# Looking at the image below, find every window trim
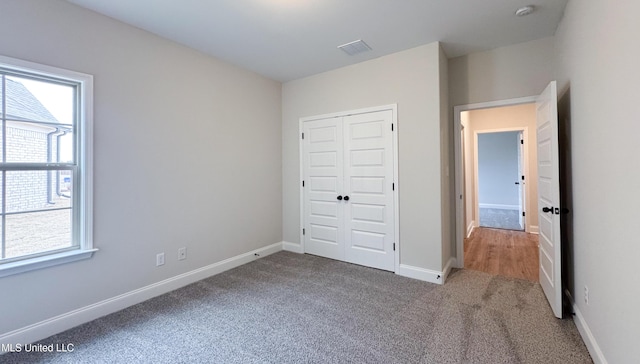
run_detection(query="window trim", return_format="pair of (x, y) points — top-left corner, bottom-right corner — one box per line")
(0, 55), (95, 277)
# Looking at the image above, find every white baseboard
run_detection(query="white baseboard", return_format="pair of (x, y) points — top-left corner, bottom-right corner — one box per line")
(479, 203), (519, 210)
(528, 225), (539, 234)
(282, 241), (303, 254)
(466, 221), (475, 238)
(442, 257), (455, 283)
(573, 306), (608, 364)
(397, 264), (445, 285)
(566, 290), (608, 364)
(0, 242), (283, 349)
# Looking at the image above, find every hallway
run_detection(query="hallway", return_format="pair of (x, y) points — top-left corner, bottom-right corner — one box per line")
(464, 227), (539, 282)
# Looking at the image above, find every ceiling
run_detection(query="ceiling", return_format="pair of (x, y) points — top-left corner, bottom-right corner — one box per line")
(65, 0), (568, 82)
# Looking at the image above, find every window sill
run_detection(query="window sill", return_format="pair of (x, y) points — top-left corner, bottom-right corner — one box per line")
(0, 248), (98, 278)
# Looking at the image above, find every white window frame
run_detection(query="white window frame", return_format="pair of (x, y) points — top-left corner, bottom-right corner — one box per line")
(0, 55), (95, 277)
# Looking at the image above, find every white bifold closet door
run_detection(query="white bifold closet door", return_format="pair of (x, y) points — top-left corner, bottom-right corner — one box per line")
(303, 109), (395, 271)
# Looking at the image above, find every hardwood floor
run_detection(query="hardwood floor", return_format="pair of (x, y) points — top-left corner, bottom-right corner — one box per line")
(464, 227), (539, 282)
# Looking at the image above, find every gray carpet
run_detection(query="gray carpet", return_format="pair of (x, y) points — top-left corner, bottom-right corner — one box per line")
(2, 252), (591, 363)
(479, 208), (523, 231)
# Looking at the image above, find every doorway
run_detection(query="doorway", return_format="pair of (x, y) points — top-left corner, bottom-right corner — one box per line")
(476, 130), (525, 231)
(454, 97), (540, 278)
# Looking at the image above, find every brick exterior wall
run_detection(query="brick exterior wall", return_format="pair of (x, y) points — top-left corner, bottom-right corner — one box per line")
(4, 126), (69, 213)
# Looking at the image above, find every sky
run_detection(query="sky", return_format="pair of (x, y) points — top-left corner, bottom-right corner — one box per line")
(18, 77), (74, 124)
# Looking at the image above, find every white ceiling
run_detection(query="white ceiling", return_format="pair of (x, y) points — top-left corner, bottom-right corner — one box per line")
(66, 0), (568, 82)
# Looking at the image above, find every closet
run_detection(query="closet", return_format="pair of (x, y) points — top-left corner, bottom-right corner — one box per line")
(301, 107), (396, 271)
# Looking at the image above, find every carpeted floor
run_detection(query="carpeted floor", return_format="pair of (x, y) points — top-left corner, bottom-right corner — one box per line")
(479, 208), (523, 231)
(2, 252), (592, 363)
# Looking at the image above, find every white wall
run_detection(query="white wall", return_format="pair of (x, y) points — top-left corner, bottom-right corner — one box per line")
(477, 132), (520, 207)
(282, 43), (448, 272)
(555, 0), (640, 362)
(439, 46), (454, 267)
(449, 37), (555, 106)
(0, 0), (282, 336)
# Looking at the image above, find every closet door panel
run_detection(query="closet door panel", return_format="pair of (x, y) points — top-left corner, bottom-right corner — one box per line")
(343, 110), (395, 271)
(303, 118), (345, 261)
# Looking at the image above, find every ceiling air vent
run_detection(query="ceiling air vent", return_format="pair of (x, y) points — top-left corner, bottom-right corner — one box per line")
(338, 40), (372, 56)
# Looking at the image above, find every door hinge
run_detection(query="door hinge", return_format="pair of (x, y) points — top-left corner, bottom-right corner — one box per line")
(302, 180), (305, 187)
(521, 139), (524, 144)
(522, 212), (525, 217)
(302, 132), (304, 139)
(392, 182), (395, 191)
(391, 123), (394, 131)
(393, 243), (396, 251)
(302, 228), (305, 235)
(521, 175), (525, 181)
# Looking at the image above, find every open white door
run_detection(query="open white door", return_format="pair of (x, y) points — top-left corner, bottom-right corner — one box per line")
(536, 81), (563, 318)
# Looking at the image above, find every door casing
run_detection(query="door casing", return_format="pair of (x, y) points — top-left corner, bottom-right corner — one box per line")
(517, 131), (525, 229)
(454, 96), (537, 268)
(473, 127), (529, 232)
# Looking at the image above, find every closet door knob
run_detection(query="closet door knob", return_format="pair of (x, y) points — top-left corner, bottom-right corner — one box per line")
(343, 196), (350, 201)
(337, 195), (343, 200)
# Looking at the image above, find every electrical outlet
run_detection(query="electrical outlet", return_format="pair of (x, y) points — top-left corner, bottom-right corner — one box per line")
(178, 247), (187, 261)
(156, 253), (165, 266)
(584, 285), (589, 305)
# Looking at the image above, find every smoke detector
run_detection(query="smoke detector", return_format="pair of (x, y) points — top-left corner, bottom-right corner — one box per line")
(338, 40), (372, 56)
(515, 5), (535, 17)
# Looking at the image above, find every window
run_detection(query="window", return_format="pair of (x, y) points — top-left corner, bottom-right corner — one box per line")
(0, 55), (94, 277)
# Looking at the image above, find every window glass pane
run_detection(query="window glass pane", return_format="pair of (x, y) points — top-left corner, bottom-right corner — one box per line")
(3, 75), (75, 164)
(5, 209), (73, 259)
(6, 170), (73, 213)
(4, 76), (74, 125)
(58, 133), (74, 163)
(5, 124), (74, 163)
(1, 78), (4, 160)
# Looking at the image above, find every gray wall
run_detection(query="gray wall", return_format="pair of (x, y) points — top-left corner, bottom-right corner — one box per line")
(477, 132), (520, 207)
(282, 43), (449, 271)
(555, 0), (640, 361)
(0, 0), (282, 335)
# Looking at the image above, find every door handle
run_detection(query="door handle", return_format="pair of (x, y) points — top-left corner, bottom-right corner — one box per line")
(515, 182), (520, 185)
(542, 207), (553, 213)
(343, 196), (350, 201)
(337, 195), (343, 200)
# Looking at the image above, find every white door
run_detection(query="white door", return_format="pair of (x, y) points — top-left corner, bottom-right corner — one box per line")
(536, 81), (563, 318)
(302, 109), (396, 272)
(303, 117), (344, 261)
(517, 132), (525, 229)
(343, 111), (395, 271)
